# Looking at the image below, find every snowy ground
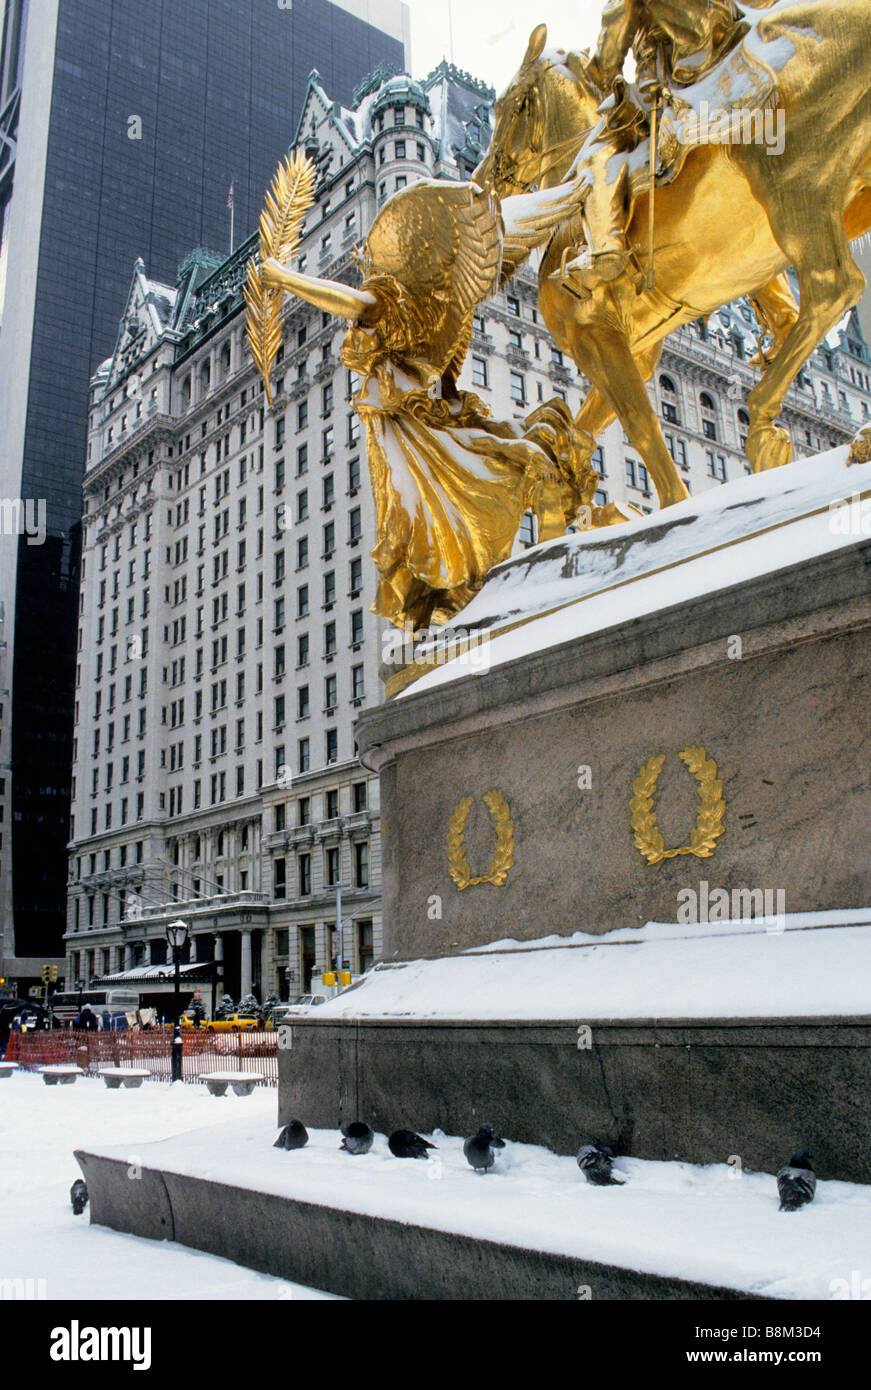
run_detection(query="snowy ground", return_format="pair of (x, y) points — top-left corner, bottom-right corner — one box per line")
(0, 1071), (337, 1300)
(68, 1079), (871, 1301)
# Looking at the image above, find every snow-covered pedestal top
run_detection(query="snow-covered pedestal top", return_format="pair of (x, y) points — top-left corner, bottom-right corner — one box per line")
(314, 912), (871, 1021)
(399, 449), (871, 696)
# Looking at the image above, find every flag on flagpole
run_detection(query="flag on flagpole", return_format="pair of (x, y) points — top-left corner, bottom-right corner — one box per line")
(227, 183), (234, 209)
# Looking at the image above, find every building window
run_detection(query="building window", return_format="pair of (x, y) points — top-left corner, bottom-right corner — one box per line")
(699, 391), (718, 441)
(706, 451), (727, 482)
(353, 780), (367, 812)
(298, 853), (311, 896)
(326, 728), (338, 764)
(354, 841), (369, 888)
(298, 737), (310, 773)
(626, 458), (650, 493)
(326, 845), (340, 886)
(274, 858), (286, 900)
(510, 372), (526, 406)
(471, 356), (488, 389)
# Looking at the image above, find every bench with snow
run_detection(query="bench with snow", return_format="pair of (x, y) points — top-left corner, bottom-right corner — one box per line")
(99, 1067), (151, 1090)
(200, 1070), (264, 1097)
(40, 1065), (84, 1086)
(0, 1062), (18, 1079)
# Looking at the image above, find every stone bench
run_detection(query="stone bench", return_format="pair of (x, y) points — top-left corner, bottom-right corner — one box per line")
(41, 1065), (84, 1086)
(99, 1067), (151, 1090)
(200, 1070), (264, 1098)
(0, 1062), (18, 1079)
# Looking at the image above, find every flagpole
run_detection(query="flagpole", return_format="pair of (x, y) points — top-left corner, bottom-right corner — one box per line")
(229, 181), (235, 254)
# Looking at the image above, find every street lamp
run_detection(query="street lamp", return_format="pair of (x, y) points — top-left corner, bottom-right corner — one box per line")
(165, 920), (189, 1025)
(166, 921), (188, 1083)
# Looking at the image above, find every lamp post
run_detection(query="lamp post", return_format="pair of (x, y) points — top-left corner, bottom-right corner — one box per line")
(165, 920), (189, 1025)
(166, 921), (188, 1083)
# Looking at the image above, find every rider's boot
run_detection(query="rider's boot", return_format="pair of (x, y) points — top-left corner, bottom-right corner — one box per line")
(558, 242), (629, 295)
(553, 151), (631, 296)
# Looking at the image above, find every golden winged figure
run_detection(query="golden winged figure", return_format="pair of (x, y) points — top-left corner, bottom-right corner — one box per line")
(255, 173), (603, 629)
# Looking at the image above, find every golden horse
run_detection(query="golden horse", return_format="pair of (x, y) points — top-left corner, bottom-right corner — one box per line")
(476, 9), (871, 512)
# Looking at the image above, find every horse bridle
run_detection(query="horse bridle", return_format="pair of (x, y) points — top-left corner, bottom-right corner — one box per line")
(492, 62), (586, 193)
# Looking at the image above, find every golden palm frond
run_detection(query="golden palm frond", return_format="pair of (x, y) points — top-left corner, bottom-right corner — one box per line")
(245, 150), (316, 406)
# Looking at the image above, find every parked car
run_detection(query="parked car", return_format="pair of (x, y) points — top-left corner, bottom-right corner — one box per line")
(11, 1003), (49, 1033)
(278, 995), (327, 1017)
(202, 1013), (260, 1033)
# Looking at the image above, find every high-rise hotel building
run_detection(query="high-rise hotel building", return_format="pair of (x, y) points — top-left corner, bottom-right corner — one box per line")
(64, 60), (871, 1006)
(0, 0), (408, 992)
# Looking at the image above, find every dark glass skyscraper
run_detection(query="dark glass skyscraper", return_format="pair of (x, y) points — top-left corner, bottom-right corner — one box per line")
(0, 0), (407, 983)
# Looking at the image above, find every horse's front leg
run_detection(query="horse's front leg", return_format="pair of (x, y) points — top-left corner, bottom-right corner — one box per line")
(565, 323), (688, 509)
(571, 341), (666, 513)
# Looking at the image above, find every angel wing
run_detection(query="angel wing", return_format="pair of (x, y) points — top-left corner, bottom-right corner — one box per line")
(363, 180), (502, 377)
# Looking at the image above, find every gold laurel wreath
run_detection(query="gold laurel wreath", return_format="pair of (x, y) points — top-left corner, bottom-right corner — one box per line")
(447, 790), (515, 889)
(630, 745), (725, 865)
(244, 150), (316, 407)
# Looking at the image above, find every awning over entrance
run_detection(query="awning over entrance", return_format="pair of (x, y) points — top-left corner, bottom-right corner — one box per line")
(92, 962), (217, 987)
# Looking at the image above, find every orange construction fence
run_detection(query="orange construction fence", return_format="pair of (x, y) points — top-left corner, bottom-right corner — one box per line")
(4, 1028), (278, 1086)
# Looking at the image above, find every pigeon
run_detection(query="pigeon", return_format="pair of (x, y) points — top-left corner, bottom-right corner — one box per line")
(340, 1121), (374, 1155)
(777, 1150), (816, 1211)
(70, 1180), (89, 1216)
(577, 1142), (625, 1186)
(463, 1122), (506, 1174)
(274, 1120), (308, 1150)
(388, 1129), (437, 1159)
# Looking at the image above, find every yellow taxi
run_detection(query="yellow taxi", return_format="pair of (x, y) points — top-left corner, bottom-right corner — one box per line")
(201, 1012), (260, 1033)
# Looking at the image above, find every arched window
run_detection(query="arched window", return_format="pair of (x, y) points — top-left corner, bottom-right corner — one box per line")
(737, 406), (750, 452)
(660, 374), (679, 423)
(699, 391), (718, 441)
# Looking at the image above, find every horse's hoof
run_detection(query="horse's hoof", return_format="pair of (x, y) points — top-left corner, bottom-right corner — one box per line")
(746, 424), (792, 472)
(848, 425), (871, 465)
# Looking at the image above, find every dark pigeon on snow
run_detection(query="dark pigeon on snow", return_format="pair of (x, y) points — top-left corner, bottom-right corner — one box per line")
(70, 1180), (89, 1216)
(274, 1120), (309, 1150)
(463, 1122), (506, 1174)
(777, 1150), (816, 1211)
(577, 1142), (625, 1186)
(340, 1121), (374, 1155)
(388, 1128), (437, 1159)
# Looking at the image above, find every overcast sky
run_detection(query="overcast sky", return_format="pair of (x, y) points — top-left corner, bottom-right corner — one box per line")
(405, 0), (605, 91)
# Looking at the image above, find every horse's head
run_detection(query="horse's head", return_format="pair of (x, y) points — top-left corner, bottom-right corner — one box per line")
(474, 25), (604, 196)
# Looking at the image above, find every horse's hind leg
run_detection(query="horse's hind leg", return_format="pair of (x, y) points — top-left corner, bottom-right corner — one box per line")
(746, 214), (866, 472)
(566, 325), (687, 508)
